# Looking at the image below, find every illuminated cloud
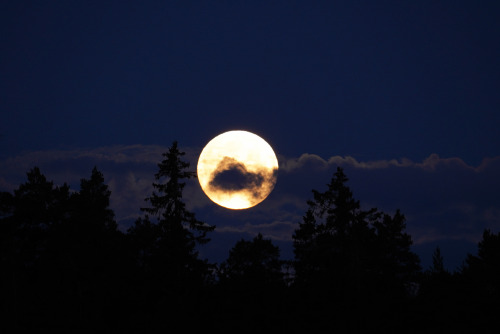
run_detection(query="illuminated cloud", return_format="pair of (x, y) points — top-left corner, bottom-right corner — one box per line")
(2, 146), (499, 268)
(280, 152), (479, 172)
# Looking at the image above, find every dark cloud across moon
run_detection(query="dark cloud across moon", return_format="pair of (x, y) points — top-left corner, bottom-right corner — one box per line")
(197, 130), (280, 209)
(209, 157), (277, 199)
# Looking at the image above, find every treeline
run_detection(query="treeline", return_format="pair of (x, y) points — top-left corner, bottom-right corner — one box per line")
(1, 142), (499, 333)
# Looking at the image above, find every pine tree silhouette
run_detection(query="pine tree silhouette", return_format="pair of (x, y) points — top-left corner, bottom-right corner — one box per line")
(127, 141), (215, 330)
(293, 167), (378, 294)
(217, 233), (286, 332)
(219, 233), (283, 287)
(463, 229), (500, 298)
(5, 154), (500, 332)
(292, 167), (421, 332)
(1, 168), (73, 329)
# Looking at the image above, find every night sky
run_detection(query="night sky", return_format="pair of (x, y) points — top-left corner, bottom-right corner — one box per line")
(2, 1), (500, 271)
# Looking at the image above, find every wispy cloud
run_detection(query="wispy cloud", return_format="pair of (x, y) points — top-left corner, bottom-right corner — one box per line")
(278, 153), (500, 244)
(0, 145), (168, 225)
(280, 152), (487, 172)
(2, 146), (500, 268)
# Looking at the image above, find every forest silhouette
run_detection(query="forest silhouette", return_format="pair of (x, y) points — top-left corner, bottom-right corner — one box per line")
(1, 142), (499, 333)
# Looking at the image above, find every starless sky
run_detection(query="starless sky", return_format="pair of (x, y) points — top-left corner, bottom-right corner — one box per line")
(1, 1), (500, 270)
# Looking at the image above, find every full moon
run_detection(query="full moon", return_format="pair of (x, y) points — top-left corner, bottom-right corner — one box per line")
(197, 130), (279, 210)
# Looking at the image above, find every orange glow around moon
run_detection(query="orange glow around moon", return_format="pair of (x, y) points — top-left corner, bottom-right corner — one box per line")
(197, 130), (279, 210)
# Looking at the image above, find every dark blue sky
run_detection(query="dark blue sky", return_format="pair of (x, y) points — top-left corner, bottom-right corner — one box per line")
(2, 1), (499, 164)
(1, 1), (500, 270)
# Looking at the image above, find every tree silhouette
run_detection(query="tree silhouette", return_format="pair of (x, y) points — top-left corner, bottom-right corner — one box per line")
(127, 141), (215, 330)
(417, 231), (500, 332)
(372, 210), (421, 296)
(293, 168), (378, 294)
(461, 229), (500, 330)
(0, 191), (19, 330)
(217, 233), (286, 332)
(292, 167), (374, 331)
(4, 154), (500, 332)
(0, 167), (131, 330)
(64, 167), (124, 328)
(74, 166), (117, 233)
(0, 168), (72, 329)
(463, 229), (500, 298)
(36, 167), (124, 329)
(219, 233), (283, 287)
(292, 167), (421, 332)
(130, 141), (214, 277)
(143, 142), (213, 243)
(9, 167), (69, 276)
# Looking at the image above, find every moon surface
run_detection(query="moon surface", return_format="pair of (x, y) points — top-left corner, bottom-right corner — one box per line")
(197, 131), (279, 210)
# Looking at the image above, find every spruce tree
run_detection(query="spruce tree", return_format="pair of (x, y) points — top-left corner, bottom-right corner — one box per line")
(142, 141), (213, 245)
(463, 229), (500, 297)
(75, 166), (117, 234)
(1, 167), (72, 328)
(219, 233), (283, 287)
(293, 167), (376, 293)
(129, 141), (214, 287)
(217, 234), (285, 332)
(372, 210), (421, 295)
(293, 167), (420, 297)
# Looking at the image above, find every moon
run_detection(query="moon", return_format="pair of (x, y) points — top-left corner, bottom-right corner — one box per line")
(197, 130), (279, 210)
